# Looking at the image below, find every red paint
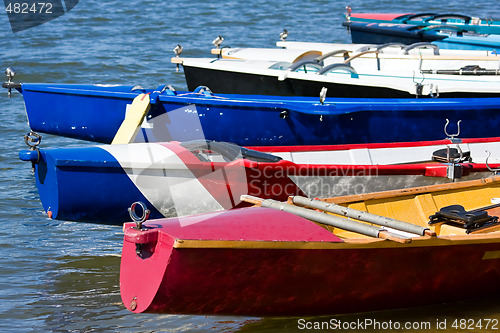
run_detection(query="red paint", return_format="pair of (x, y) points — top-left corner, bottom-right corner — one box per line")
(120, 207), (342, 313)
(350, 13), (412, 21)
(158, 142), (305, 208)
(249, 137), (500, 153)
(120, 207), (500, 316)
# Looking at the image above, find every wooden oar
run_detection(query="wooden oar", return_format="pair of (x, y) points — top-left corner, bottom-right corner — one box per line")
(111, 93), (151, 144)
(241, 195), (411, 243)
(291, 195), (435, 236)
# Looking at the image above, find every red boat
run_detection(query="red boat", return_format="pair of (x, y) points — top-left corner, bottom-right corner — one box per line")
(120, 176), (500, 316)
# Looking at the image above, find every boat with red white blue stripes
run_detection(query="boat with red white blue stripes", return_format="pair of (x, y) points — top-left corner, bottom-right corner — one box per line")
(19, 138), (500, 224)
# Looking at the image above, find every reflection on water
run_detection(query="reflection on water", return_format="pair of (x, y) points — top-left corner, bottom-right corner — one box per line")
(238, 296), (500, 332)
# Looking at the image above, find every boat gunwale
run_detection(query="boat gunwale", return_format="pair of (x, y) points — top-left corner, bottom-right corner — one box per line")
(325, 175), (500, 204)
(171, 232), (500, 250)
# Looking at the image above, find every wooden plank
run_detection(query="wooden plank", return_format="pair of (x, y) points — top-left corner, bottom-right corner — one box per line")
(111, 93), (151, 145)
(170, 57), (183, 64)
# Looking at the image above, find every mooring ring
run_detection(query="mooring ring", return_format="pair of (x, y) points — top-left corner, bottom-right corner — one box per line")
(128, 201), (150, 229)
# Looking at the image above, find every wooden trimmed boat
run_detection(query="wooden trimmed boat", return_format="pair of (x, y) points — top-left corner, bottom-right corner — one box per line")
(212, 42), (500, 64)
(120, 176), (500, 316)
(19, 139), (500, 224)
(9, 82), (500, 146)
(175, 44), (500, 98)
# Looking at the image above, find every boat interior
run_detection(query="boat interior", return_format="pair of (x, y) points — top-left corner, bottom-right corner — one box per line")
(243, 176), (500, 244)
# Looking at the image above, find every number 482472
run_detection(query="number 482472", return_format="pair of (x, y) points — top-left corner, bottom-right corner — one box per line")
(452, 318), (499, 330)
(5, 2), (53, 14)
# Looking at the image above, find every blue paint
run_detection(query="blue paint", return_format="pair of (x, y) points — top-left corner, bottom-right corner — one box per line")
(23, 146), (164, 224)
(20, 83), (500, 146)
(344, 21), (500, 50)
(346, 12), (500, 35)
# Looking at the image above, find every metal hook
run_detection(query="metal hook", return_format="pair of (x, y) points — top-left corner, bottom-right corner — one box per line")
(412, 70), (425, 85)
(445, 145), (463, 164)
(485, 151), (500, 174)
(444, 119), (461, 141)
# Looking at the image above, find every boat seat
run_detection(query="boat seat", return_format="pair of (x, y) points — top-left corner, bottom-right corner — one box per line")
(431, 147), (471, 163)
(428, 204), (499, 233)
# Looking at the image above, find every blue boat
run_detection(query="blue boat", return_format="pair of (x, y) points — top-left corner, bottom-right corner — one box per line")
(18, 140), (303, 224)
(18, 139), (500, 224)
(9, 83), (500, 146)
(343, 21), (500, 51)
(345, 11), (500, 35)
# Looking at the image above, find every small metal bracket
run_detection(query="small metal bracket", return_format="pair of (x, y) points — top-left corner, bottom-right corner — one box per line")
(345, 6), (352, 21)
(444, 119), (462, 143)
(3, 67), (20, 98)
(128, 201), (150, 230)
(212, 35), (224, 49)
(485, 150), (500, 174)
(24, 131), (42, 149)
(319, 87), (327, 105)
(280, 29), (288, 41)
(173, 44), (183, 72)
(446, 145), (464, 164)
(413, 70), (425, 97)
(24, 131), (42, 172)
(446, 163), (463, 180)
(429, 83), (439, 98)
(444, 145), (464, 180)
(415, 83), (423, 97)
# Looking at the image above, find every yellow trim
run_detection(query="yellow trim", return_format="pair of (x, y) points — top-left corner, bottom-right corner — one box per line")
(483, 251), (500, 260)
(173, 232), (500, 250)
(291, 51), (323, 63)
(170, 57), (183, 64)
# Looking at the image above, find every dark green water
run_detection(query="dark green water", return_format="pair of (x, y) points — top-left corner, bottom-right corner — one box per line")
(1, 0), (500, 331)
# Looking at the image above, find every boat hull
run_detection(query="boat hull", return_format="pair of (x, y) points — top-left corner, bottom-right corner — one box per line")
(120, 207), (500, 316)
(22, 142), (303, 224)
(344, 21), (500, 51)
(347, 12), (500, 35)
(19, 139), (500, 224)
(19, 84), (500, 146)
(184, 65), (500, 98)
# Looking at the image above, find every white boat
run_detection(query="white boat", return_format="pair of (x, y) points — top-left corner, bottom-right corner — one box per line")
(173, 54), (500, 98)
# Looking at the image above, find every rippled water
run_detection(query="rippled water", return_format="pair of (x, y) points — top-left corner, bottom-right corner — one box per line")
(1, 0), (500, 331)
